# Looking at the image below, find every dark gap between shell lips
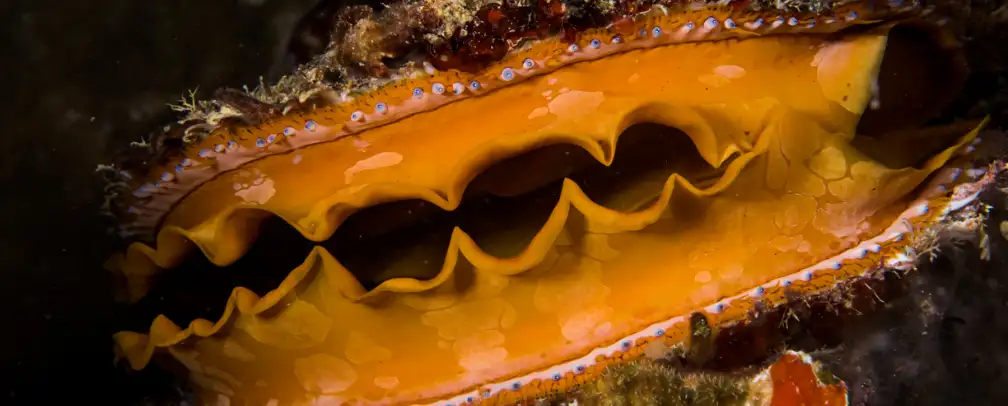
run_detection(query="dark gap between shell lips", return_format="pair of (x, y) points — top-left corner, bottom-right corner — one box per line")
(126, 122), (723, 328)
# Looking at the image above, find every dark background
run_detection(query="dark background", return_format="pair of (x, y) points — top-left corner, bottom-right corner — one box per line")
(4, 0), (1008, 405)
(3, 0), (317, 403)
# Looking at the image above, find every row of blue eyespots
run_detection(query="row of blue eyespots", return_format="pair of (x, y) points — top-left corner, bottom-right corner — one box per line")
(355, 11), (864, 129)
(741, 238), (893, 298)
(343, 80), (486, 124)
(153, 11), (866, 185)
(493, 11), (859, 81)
(168, 10), (863, 174)
(363, 14), (790, 124)
(148, 120), (322, 184)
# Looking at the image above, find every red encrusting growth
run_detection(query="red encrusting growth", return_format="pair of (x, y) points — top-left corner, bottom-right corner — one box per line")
(769, 353), (848, 406)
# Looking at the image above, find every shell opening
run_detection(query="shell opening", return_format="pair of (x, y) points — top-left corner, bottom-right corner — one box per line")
(124, 122), (726, 328)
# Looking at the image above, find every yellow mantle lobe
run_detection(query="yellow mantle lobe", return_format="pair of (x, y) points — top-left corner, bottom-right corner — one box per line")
(110, 30), (974, 406)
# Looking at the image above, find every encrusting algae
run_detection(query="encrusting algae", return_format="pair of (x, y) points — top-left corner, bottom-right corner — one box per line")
(569, 350), (849, 406)
(92, 0), (1008, 404)
(573, 359), (753, 406)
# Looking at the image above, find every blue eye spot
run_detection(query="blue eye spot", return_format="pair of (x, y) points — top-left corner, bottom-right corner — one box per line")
(466, 396), (474, 403)
(621, 340), (632, 349)
(412, 87), (424, 98)
(522, 58), (534, 69)
(589, 39), (601, 48)
(552, 373), (562, 381)
(511, 382), (521, 390)
(848, 12), (858, 20)
(214, 144), (225, 152)
(638, 29), (647, 38)
(179, 158), (191, 167)
(783, 280), (793, 287)
(575, 365), (586, 374)
(350, 111), (364, 121)
(655, 329), (665, 337)
(283, 126), (296, 136)
(754, 286), (765, 296)
(713, 303), (724, 313)
(704, 17), (718, 30)
(160, 172), (174, 182)
(568, 43), (580, 52)
(684, 21), (696, 31)
(452, 82), (465, 94)
(611, 35), (622, 44)
(500, 68), (515, 81)
(198, 149), (211, 157)
(651, 27), (662, 37)
(469, 81), (481, 90)
(174, 164), (183, 173)
(375, 102), (388, 114)
(255, 138), (266, 147)
(750, 18), (764, 28)
(788, 17), (799, 26)
(226, 140), (238, 149)
(432, 83), (446, 94)
(304, 120), (317, 131)
(482, 389), (492, 398)
(266, 134), (276, 143)
(724, 18), (737, 29)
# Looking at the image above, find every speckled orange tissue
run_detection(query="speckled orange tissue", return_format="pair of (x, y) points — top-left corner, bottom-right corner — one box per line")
(97, 0), (1000, 404)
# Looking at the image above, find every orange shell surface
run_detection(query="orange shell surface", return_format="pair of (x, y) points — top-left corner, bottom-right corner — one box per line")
(111, 25), (990, 406)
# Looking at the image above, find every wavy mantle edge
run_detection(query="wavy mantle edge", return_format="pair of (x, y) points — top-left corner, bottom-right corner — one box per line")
(109, 119), (990, 403)
(110, 101), (786, 293)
